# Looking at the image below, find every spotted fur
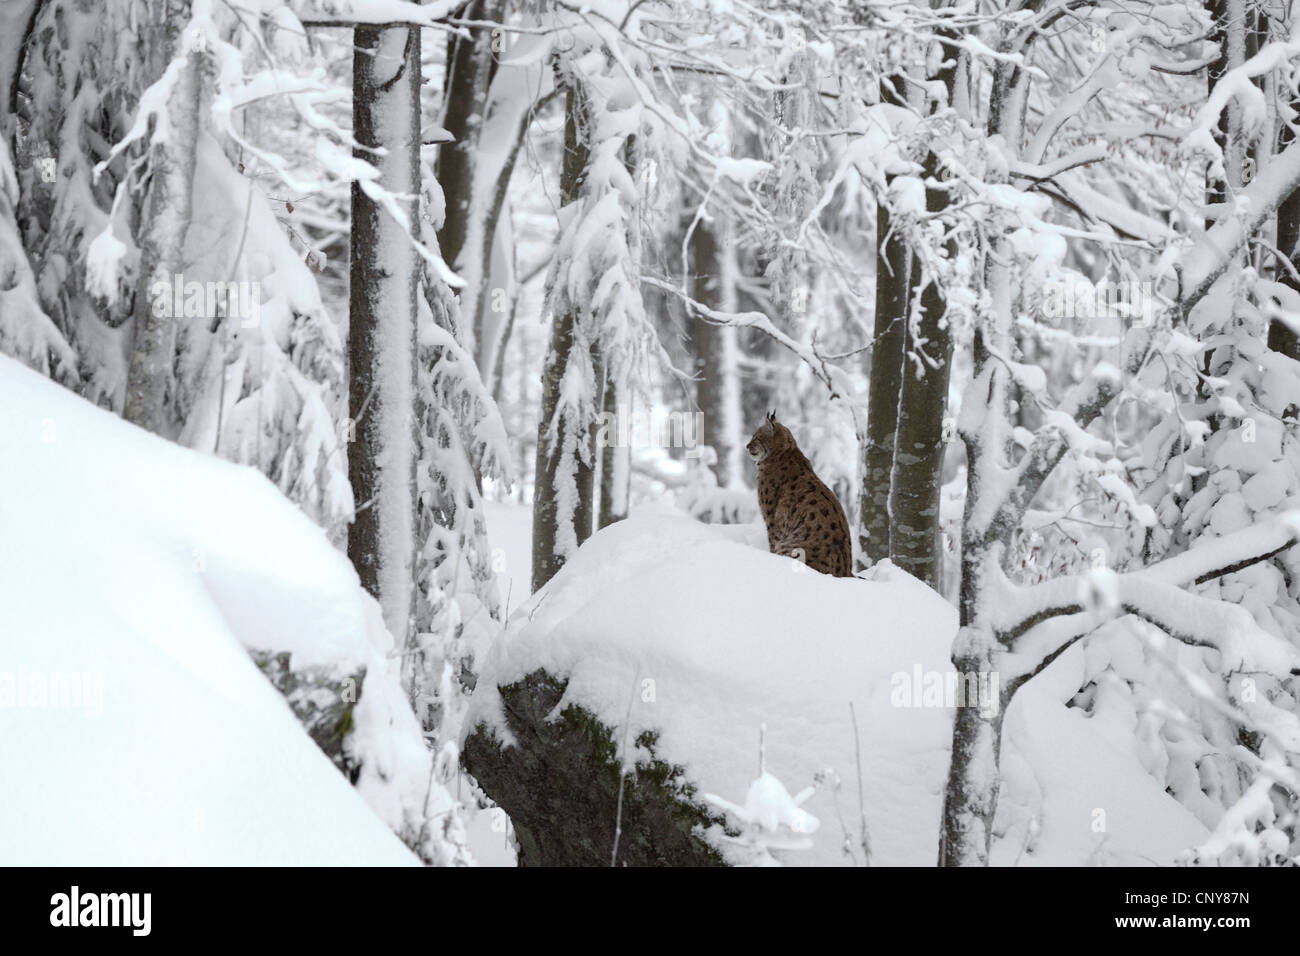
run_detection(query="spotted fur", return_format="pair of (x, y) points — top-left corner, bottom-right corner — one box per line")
(746, 412), (853, 577)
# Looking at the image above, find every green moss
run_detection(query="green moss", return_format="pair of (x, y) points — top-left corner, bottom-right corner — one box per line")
(248, 648), (364, 782)
(463, 670), (729, 866)
(336, 699), (355, 739)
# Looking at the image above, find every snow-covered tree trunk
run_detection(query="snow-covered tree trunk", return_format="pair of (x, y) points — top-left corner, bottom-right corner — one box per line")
(1196, 0), (1245, 414)
(434, 0), (502, 285)
(888, 151), (954, 590)
(442, 17), (554, 394)
(598, 371), (629, 528)
(435, 0), (512, 383)
(123, 3), (202, 436)
(598, 130), (639, 530)
(859, 100), (911, 569)
(532, 82), (596, 592)
(347, 23), (421, 643)
(939, 23), (1060, 864)
(0, 0), (39, 138)
(1207, 0), (1247, 215)
(1270, 17), (1300, 359)
(941, 235), (1019, 866)
(938, 622), (1003, 866)
(1273, 134), (1300, 359)
(691, 220), (742, 488)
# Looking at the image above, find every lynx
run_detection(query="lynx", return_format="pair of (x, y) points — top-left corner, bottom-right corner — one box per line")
(746, 412), (853, 577)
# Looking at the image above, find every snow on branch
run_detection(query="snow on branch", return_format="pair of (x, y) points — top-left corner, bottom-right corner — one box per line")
(1178, 137), (1300, 310)
(295, 0), (468, 28)
(996, 512), (1300, 681)
(1034, 172), (1178, 246)
(968, 330), (1150, 543)
(1185, 18), (1300, 157)
(971, 133), (1300, 547)
(1141, 513), (1300, 589)
(421, 319), (511, 480)
(640, 274), (855, 400)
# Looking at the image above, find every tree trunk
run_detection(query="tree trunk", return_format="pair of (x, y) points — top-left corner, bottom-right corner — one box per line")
(937, 30), (1007, 865)
(859, 139), (910, 569)
(1269, 14), (1300, 358)
(1272, 136), (1300, 359)
(123, 4), (201, 435)
(691, 221), (742, 488)
(598, 372), (629, 528)
(937, 623), (1003, 866)
(438, 15), (551, 390)
(1190, 0), (1245, 481)
(531, 83), (596, 592)
(347, 23), (422, 643)
(1206, 0), (1246, 216)
(434, 0), (501, 279)
(434, 0), (506, 377)
(598, 132), (637, 529)
(887, 41), (956, 592)
(888, 148), (953, 591)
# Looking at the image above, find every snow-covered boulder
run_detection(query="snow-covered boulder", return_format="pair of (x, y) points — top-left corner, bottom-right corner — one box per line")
(464, 515), (959, 866)
(0, 356), (462, 865)
(465, 513), (1209, 866)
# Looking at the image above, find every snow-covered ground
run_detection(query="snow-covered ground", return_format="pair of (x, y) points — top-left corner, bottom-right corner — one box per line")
(0, 353), (1210, 866)
(0, 356), (446, 864)
(470, 510), (1208, 865)
(482, 498), (533, 619)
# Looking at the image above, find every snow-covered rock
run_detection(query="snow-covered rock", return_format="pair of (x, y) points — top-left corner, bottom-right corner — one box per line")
(466, 512), (1209, 866)
(466, 514), (957, 866)
(0, 356), (458, 864)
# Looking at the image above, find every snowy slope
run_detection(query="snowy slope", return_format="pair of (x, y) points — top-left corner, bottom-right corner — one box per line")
(0, 356), (426, 864)
(470, 510), (1209, 866)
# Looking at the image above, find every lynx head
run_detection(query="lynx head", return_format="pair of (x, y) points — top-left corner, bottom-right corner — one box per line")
(747, 411), (795, 465)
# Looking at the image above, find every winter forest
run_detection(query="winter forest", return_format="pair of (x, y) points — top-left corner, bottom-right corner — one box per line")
(3, 0), (1300, 872)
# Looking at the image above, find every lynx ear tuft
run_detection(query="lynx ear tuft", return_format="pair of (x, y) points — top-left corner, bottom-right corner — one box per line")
(767, 409), (776, 423)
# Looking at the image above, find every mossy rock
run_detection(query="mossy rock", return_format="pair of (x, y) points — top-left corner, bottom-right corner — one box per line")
(250, 649), (363, 782)
(463, 669), (729, 866)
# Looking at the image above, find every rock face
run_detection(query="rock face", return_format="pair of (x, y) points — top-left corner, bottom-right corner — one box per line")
(463, 671), (727, 866)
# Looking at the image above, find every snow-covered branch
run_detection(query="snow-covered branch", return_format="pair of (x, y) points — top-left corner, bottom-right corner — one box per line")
(640, 274), (856, 399)
(295, 0), (467, 28)
(998, 513), (1300, 679)
(1178, 137), (1300, 311)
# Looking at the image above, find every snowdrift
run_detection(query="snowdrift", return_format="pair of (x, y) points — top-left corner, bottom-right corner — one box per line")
(0, 356), (447, 864)
(466, 513), (1208, 866)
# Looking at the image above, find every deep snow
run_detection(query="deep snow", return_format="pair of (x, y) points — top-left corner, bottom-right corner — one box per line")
(0, 356), (436, 864)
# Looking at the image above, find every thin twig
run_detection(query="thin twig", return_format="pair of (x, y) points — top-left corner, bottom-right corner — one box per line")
(849, 701), (871, 865)
(610, 671), (639, 866)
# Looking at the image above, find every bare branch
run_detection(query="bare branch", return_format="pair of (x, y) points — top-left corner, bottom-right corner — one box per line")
(640, 274), (851, 398)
